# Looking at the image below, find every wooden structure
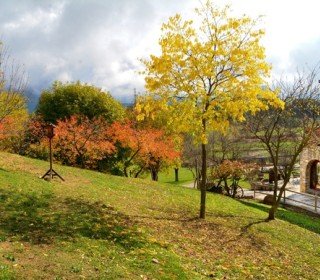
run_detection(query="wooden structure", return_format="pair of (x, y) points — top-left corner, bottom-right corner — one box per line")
(41, 123), (64, 181)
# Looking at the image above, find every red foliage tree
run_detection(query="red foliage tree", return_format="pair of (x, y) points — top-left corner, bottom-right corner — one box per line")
(111, 121), (180, 180)
(0, 117), (13, 140)
(26, 116), (47, 142)
(53, 115), (115, 168)
(0, 111), (30, 154)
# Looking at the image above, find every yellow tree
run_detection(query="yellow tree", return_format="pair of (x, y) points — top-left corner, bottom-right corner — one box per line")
(0, 41), (27, 124)
(136, 2), (282, 218)
(0, 97), (28, 153)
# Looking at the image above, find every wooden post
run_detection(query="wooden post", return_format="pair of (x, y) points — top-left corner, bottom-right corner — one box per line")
(283, 188), (286, 205)
(41, 123), (64, 182)
(49, 137), (53, 181)
(174, 168), (179, 182)
(315, 192), (318, 212)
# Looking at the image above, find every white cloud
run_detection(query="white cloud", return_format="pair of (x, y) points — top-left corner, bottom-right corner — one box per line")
(1, 0), (320, 102)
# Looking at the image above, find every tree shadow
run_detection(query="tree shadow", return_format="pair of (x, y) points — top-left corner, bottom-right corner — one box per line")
(240, 219), (269, 234)
(132, 214), (199, 223)
(0, 188), (145, 250)
(239, 200), (320, 235)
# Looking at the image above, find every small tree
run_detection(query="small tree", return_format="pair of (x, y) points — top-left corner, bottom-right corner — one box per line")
(211, 160), (257, 197)
(182, 134), (201, 187)
(141, 130), (180, 181)
(111, 121), (180, 180)
(245, 67), (320, 220)
(182, 127), (243, 189)
(137, 1), (282, 218)
(0, 105), (29, 153)
(0, 41), (27, 124)
(53, 115), (115, 169)
(208, 125), (244, 165)
(111, 121), (148, 178)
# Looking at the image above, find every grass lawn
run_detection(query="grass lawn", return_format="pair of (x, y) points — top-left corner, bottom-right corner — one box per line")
(157, 168), (253, 190)
(158, 167), (195, 186)
(0, 152), (318, 279)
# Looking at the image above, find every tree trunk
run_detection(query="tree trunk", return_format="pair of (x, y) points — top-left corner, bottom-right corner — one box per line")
(223, 178), (229, 196)
(268, 204), (276, 220)
(267, 166), (278, 220)
(134, 165), (145, 178)
(78, 153), (85, 169)
(268, 174), (290, 220)
(123, 165), (129, 177)
(200, 143), (207, 219)
(174, 168), (179, 182)
(194, 159), (199, 188)
(151, 169), (158, 181)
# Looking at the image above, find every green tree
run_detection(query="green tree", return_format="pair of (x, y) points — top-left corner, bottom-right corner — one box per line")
(36, 81), (125, 123)
(136, 1), (282, 218)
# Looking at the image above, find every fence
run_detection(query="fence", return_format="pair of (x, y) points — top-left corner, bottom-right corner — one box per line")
(253, 183), (320, 213)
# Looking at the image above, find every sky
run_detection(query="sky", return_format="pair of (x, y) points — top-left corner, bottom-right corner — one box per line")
(1, 0), (320, 104)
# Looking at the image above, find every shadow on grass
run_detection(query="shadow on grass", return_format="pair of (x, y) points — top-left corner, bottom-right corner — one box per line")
(240, 219), (268, 234)
(165, 180), (194, 186)
(0, 188), (145, 250)
(239, 200), (320, 235)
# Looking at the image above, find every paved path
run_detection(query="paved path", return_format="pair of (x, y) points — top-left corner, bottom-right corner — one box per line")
(245, 178), (320, 214)
(184, 178), (320, 215)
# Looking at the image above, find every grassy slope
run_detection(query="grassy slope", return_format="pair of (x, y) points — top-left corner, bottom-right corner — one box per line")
(158, 167), (194, 186)
(158, 168), (252, 190)
(0, 153), (319, 279)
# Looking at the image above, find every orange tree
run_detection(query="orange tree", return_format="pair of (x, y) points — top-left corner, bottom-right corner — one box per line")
(0, 94), (28, 154)
(136, 1), (282, 218)
(111, 121), (180, 180)
(53, 115), (115, 169)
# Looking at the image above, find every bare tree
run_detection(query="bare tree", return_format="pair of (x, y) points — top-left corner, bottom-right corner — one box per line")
(245, 66), (320, 220)
(182, 126), (244, 188)
(182, 134), (201, 188)
(208, 125), (244, 165)
(0, 41), (27, 123)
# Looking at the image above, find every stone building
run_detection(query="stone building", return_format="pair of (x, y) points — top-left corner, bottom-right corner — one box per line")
(300, 145), (320, 192)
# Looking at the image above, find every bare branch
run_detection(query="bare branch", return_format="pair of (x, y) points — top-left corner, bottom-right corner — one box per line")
(0, 42), (28, 123)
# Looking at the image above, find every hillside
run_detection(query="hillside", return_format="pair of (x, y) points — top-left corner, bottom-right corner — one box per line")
(0, 152), (319, 279)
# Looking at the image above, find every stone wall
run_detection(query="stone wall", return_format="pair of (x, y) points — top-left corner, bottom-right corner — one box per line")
(300, 145), (320, 192)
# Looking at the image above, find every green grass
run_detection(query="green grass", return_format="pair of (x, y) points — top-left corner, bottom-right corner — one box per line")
(157, 167), (252, 189)
(158, 167), (195, 186)
(0, 152), (319, 279)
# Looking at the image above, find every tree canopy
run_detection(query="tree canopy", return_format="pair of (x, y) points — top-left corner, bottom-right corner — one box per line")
(36, 81), (125, 123)
(53, 115), (115, 169)
(136, 1), (283, 218)
(111, 120), (180, 180)
(0, 41), (27, 124)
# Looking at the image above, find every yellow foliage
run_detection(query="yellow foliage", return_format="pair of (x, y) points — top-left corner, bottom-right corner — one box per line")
(137, 1), (283, 144)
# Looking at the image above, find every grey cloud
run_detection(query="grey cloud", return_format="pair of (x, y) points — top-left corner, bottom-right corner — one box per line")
(1, 0), (190, 103)
(289, 39), (320, 71)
